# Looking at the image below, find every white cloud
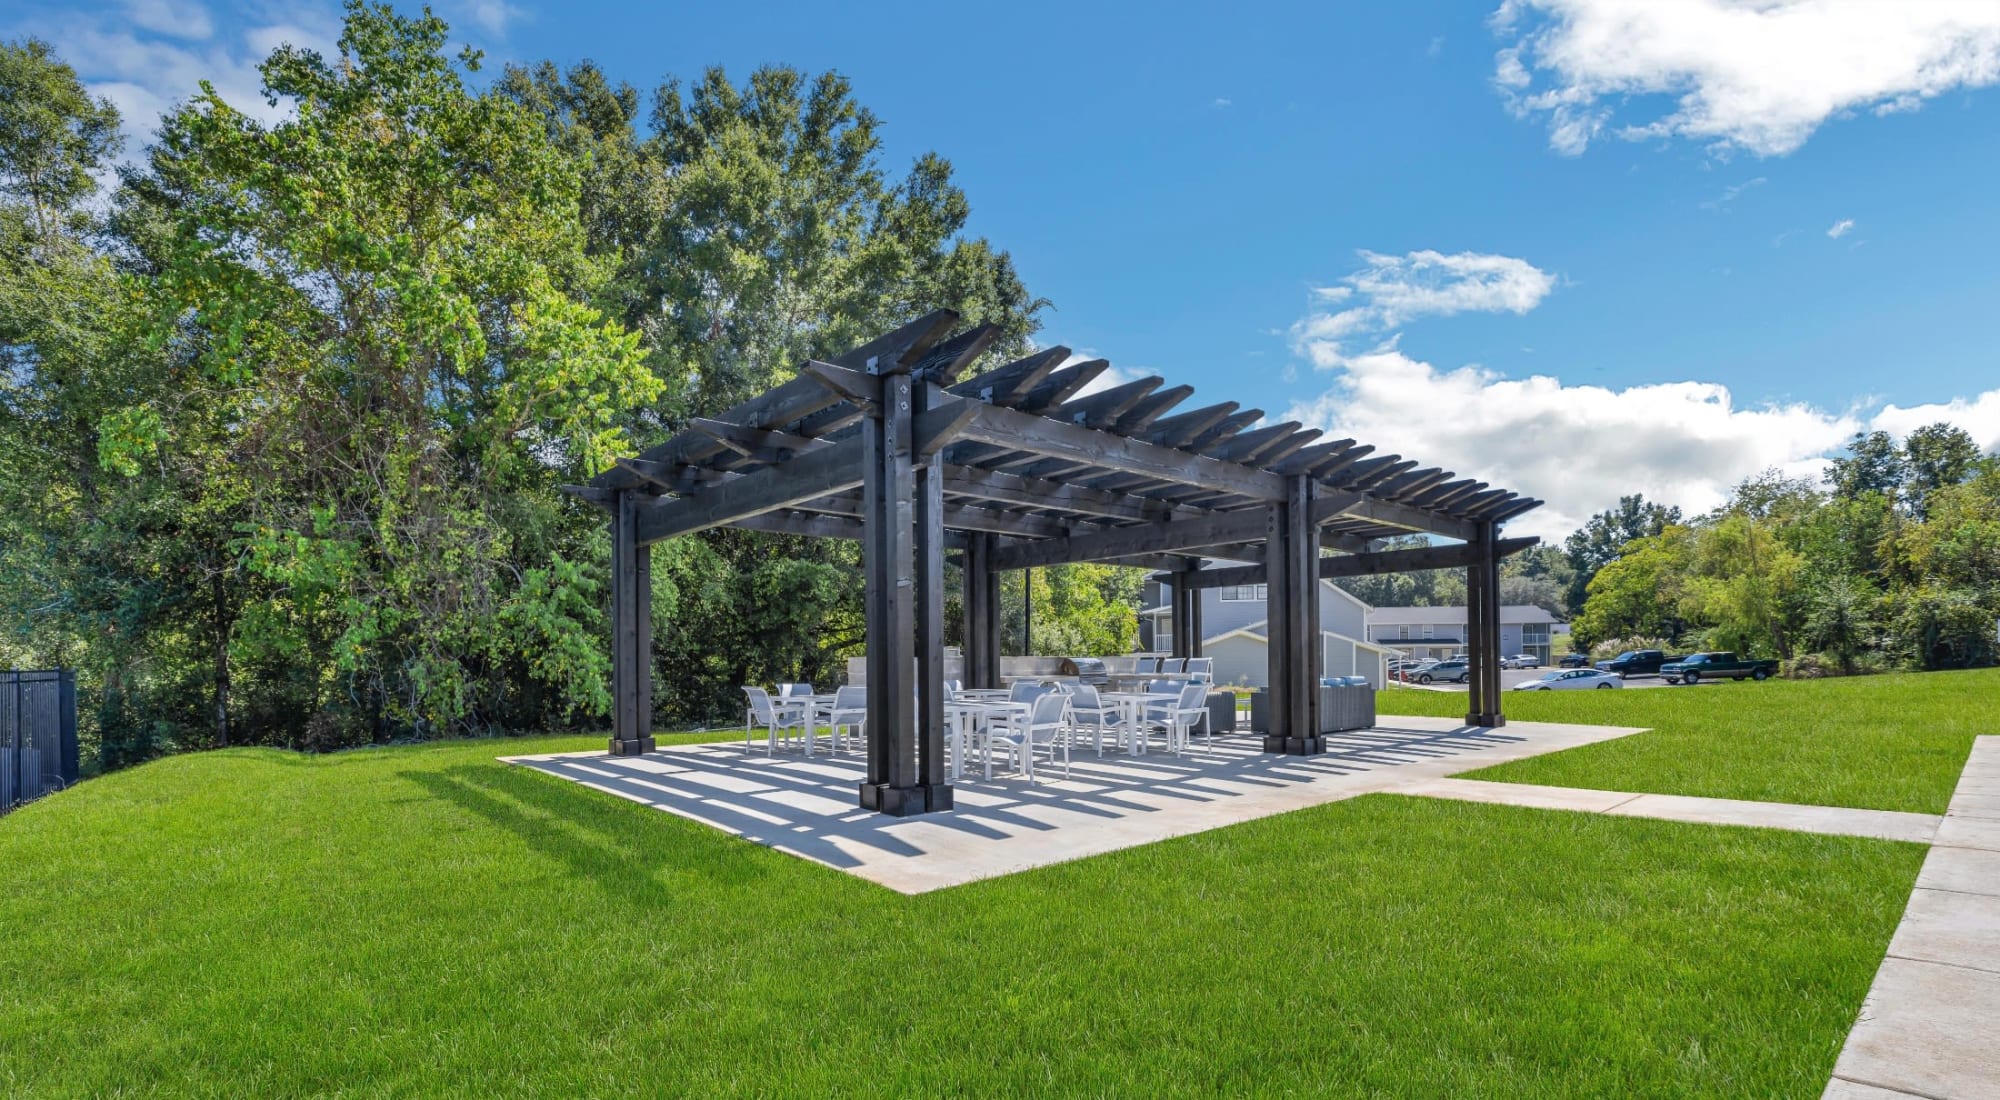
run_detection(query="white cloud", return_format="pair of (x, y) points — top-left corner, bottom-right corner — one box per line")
(24, 3), (343, 148)
(1285, 344), (1857, 539)
(122, 0), (215, 40)
(1874, 389), (2000, 451)
(1492, 0), (2000, 156)
(1212, 97), (1233, 108)
(460, 0), (523, 37)
(1827, 217), (1856, 238)
(17, 1), (519, 153)
(1700, 176), (1765, 211)
(1293, 250), (1557, 368)
(1283, 342), (2000, 540)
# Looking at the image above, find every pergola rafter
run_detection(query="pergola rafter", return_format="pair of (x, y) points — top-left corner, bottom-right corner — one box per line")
(571, 311), (1542, 816)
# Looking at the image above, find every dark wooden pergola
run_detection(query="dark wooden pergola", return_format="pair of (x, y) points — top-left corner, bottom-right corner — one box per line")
(568, 311), (1542, 817)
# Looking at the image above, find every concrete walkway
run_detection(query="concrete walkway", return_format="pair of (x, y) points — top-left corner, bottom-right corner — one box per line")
(506, 716), (1644, 893)
(1824, 735), (2000, 1100)
(1399, 777), (1942, 843)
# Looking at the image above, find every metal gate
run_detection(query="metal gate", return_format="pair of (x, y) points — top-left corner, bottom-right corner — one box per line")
(2, 670), (78, 812)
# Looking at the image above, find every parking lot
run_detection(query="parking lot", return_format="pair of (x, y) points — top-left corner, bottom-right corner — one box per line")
(1392, 668), (1711, 693)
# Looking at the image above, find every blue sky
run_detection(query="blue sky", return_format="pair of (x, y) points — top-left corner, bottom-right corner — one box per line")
(12, 0), (2000, 536)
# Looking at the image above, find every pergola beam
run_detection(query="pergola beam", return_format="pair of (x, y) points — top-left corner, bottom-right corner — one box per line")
(1176, 535), (1538, 589)
(951, 396), (1289, 502)
(940, 465), (1189, 525)
(989, 506), (1276, 571)
(593, 310), (954, 492)
(634, 437), (866, 545)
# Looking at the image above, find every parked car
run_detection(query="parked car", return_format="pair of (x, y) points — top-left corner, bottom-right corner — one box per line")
(1413, 659), (1470, 685)
(1391, 659), (1438, 683)
(1558, 652), (1592, 668)
(1594, 649), (1679, 678)
(1501, 654), (1543, 669)
(1660, 652), (1778, 684)
(1514, 668), (1624, 691)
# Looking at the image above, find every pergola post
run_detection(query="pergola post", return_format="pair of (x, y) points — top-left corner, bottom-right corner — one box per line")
(913, 392), (954, 810)
(608, 489), (654, 756)
(1187, 562), (1204, 658)
(1263, 475), (1323, 754)
(1168, 571), (1188, 657)
(961, 532), (1000, 689)
(1466, 521), (1505, 727)
(858, 369), (945, 815)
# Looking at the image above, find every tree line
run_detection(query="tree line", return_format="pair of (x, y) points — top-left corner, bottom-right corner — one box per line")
(1, 4), (1151, 770)
(1567, 427), (1997, 673)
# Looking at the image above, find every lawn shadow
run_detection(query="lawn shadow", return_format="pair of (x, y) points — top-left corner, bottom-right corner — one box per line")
(401, 761), (777, 908)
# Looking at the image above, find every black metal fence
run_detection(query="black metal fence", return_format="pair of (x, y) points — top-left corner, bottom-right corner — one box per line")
(3, 670), (78, 812)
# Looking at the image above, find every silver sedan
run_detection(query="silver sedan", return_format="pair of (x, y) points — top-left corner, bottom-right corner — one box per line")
(1513, 668), (1624, 691)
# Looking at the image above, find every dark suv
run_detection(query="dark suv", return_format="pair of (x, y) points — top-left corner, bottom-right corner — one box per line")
(1558, 652), (1591, 668)
(1595, 649), (1678, 678)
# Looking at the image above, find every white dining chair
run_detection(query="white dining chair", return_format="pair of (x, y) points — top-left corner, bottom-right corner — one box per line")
(827, 685), (867, 755)
(1066, 684), (1125, 755)
(1160, 682), (1210, 754)
(985, 691), (1070, 781)
(741, 686), (809, 756)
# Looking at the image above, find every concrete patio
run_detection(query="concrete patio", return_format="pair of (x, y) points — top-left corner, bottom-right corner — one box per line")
(505, 715), (1644, 893)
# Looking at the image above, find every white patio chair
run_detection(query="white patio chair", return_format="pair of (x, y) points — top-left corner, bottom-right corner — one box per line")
(1133, 656), (1159, 675)
(742, 686), (809, 756)
(1159, 657), (1187, 674)
(1185, 657), (1214, 684)
(1163, 682), (1211, 753)
(1008, 680), (1054, 704)
(1141, 679), (1181, 729)
(1067, 683), (1125, 755)
(985, 691), (1070, 781)
(827, 686), (866, 755)
(988, 680), (1053, 745)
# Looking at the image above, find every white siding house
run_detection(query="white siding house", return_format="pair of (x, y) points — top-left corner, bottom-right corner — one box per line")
(1142, 569), (1393, 688)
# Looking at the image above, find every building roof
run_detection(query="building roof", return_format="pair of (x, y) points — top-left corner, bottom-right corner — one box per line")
(1368, 604), (1562, 625)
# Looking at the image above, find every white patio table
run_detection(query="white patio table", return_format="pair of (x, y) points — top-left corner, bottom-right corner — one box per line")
(1098, 691), (1182, 756)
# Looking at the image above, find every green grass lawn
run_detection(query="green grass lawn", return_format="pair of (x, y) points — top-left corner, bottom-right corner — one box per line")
(0, 732), (1919, 1097)
(1379, 667), (1994, 814)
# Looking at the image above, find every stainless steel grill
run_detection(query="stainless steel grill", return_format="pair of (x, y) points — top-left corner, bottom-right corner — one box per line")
(1057, 657), (1110, 686)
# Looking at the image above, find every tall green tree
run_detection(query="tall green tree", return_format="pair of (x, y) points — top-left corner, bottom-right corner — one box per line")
(1571, 526), (1693, 648)
(0, 38), (120, 242)
(500, 57), (1049, 725)
(1902, 422), (1982, 519)
(101, 3), (661, 745)
(1825, 430), (1907, 500)
(0, 38), (167, 763)
(1562, 494), (1682, 613)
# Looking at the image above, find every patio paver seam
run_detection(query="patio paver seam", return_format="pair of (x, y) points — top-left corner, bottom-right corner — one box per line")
(1883, 950), (2000, 978)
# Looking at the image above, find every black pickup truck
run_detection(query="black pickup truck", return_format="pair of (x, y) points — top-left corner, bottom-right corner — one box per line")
(1594, 649), (1679, 678)
(1661, 652), (1778, 684)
